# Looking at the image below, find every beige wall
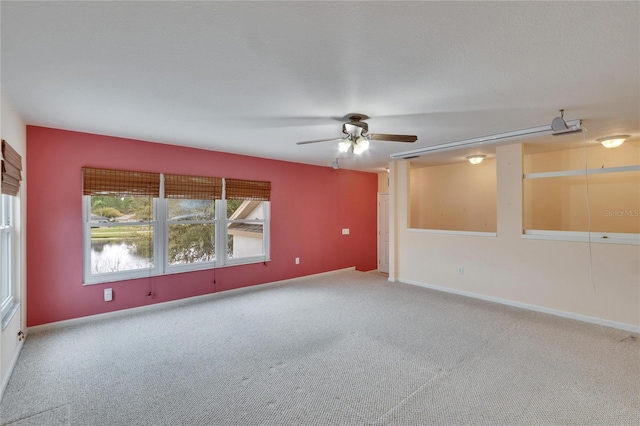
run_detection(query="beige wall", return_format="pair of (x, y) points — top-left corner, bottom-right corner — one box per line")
(409, 159), (497, 232)
(378, 171), (389, 193)
(392, 143), (640, 329)
(524, 142), (640, 233)
(0, 88), (27, 399)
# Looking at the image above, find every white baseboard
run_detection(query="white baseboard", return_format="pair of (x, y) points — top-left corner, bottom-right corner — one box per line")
(398, 278), (640, 334)
(28, 267), (356, 334)
(1, 337), (24, 402)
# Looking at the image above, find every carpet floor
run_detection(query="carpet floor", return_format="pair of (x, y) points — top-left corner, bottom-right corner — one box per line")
(1, 270), (638, 425)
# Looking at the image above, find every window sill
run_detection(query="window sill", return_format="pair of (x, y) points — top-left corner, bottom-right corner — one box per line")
(83, 258), (271, 285)
(523, 230), (639, 245)
(1, 301), (20, 331)
(407, 228), (497, 237)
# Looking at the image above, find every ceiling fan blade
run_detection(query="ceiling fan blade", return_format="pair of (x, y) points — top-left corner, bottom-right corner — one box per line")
(368, 134), (417, 143)
(296, 137), (344, 145)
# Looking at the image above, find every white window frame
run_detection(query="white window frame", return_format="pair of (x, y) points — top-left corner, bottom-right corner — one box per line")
(163, 197), (216, 274)
(83, 176), (271, 285)
(221, 200), (271, 266)
(83, 196), (161, 284)
(1, 194), (19, 329)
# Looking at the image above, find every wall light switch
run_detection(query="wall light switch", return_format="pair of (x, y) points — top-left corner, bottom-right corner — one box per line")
(104, 288), (113, 302)
(342, 228), (350, 235)
(295, 257), (300, 265)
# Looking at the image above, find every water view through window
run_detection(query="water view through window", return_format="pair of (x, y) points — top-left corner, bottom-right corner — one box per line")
(90, 225), (154, 273)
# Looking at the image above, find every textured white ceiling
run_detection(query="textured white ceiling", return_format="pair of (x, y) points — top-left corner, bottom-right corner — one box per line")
(1, 1), (638, 172)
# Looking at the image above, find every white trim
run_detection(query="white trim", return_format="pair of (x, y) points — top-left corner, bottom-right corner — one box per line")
(397, 278), (640, 334)
(523, 230), (639, 245)
(524, 164), (640, 179)
(377, 192), (389, 274)
(407, 228), (497, 237)
(29, 267), (356, 334)
(0, 337), (24, 402)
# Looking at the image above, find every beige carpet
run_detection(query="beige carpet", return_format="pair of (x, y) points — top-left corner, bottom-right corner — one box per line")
(1, 270), (638, 425)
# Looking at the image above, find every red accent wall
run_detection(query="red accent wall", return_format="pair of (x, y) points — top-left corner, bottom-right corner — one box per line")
(27, 126), (378, 326)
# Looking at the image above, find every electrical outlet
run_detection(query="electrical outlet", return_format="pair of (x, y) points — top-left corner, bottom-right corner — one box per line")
(295, 257), (300, 265)
(104, 288), (113, 302)
(457, 267), (464, 276)
(342, 228), (350, 235)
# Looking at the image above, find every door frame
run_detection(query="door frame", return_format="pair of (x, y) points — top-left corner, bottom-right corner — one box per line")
(377, 192), (389, 273)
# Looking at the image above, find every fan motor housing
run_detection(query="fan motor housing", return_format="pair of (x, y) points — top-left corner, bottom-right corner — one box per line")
(342, 121), (368, 135)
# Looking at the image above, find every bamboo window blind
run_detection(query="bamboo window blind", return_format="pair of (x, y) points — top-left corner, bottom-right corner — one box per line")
(164, 174), (223, 200)
(82, 167), (160, 197)
(1, 140), (22, 196)
(225, 179), (271, 201)
(83, 167), (270, 201)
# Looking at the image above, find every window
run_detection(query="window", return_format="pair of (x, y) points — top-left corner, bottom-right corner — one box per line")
(1, 139), (22, 328)
(226, 200), (269, 261)
(83, 168), (160, 283)
(166, 199), (216, 268)
(85, 195), (158, 278)
(83, 168), (270, 284)
(1, 194), (14, 320)
(164, 173), (221, 272)
(224, 178), (270, 263)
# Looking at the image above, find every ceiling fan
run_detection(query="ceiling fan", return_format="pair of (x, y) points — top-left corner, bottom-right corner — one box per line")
(296, 114), (417, 154)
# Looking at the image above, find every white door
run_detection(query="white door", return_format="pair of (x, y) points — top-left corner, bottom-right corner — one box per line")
(378, 193), (389, 273)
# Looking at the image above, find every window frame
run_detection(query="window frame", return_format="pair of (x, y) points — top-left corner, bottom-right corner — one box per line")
(163, 197), (217, 274)
(83, 174), (271, 285)
(83, 196), (161, 284)
(1, 194), (19, 329)
(222, 199), (271, 266)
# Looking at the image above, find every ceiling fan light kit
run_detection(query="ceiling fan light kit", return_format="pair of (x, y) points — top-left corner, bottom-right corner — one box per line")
(296, 113), (417, 155)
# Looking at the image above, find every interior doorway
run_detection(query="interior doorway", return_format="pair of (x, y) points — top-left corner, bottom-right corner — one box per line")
(378, 193), (389, 273)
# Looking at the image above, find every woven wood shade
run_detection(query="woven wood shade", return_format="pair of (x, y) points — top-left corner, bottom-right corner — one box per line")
(1, 140), (23, 196)
(225, 179), (271, 201)
(164, 174), (222, 200)
(82, 167), (160, 197)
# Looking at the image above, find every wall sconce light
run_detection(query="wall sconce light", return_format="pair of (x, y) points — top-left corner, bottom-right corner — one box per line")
(466, 155), (486, 165)
(597, 135), (629, 149)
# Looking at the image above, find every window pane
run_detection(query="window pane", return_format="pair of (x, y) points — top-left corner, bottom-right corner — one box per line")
(1, 230), (11, 308)
(90, 195), (152, 223)
(168, 224), (215, 265)
(227, 200), (264, 220)
(227, 223), (264, 258)
(167, 199), (215, 221)
(90, 225), (154, 273)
